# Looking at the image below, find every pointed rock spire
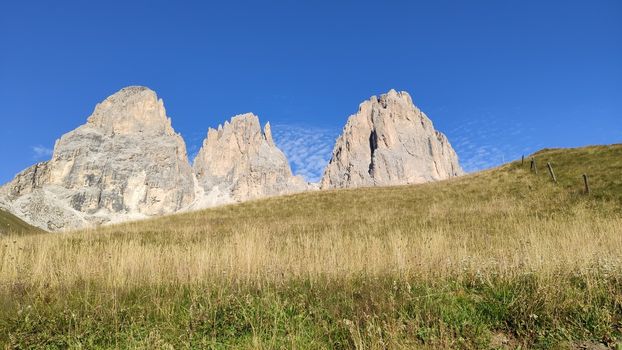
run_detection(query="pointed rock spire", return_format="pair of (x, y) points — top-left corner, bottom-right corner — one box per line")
(263, 121), (275, 146)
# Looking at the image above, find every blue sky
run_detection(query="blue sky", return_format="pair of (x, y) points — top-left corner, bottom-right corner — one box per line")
(1, 0), (620, 183)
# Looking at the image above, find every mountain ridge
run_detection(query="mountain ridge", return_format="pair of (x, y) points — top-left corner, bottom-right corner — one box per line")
(0, 86), (463, 231)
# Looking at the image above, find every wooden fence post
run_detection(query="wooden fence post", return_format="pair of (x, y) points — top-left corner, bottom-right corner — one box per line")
(521, 155), (524, 165)
(530, 158), (537, 174)
(546, 162), (557, 183)
(583, 174), (590, 194)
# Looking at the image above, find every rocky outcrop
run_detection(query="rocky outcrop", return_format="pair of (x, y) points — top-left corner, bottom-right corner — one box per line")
(321, 89), (463, 189)
(0, 87), (196, 230)
(192, 113), (309, 205)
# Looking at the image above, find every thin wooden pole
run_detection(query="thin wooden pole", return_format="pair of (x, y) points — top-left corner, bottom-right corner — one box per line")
(546, 162), (557, 183)
(530, 158), (537, 174)
(521, 155), (524, 165)
(583, 174), (590, 194)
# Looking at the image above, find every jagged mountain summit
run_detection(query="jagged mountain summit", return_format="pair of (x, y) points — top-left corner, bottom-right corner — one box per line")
(321, 89), (463, 189)
(192, 113), (310, 206)
(0, 87), (196, 230)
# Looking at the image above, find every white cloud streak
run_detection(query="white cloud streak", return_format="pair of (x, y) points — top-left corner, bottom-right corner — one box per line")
(31, 145), (53, 160)
(272, 124), (340, 183)
(444, 114), (542, 172)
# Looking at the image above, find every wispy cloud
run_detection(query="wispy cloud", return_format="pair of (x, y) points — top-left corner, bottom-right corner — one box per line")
(443, 112), (542, 172)
(272, 124), (340, 183)
(31, 145), (53, 160)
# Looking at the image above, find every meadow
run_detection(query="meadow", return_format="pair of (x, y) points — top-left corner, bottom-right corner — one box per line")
(1, 144), (621, 349)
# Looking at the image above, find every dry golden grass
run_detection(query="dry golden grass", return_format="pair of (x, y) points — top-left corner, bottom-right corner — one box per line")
(2, 205), (621, 289)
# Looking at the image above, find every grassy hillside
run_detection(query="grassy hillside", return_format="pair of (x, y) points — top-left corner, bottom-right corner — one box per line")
(1, 144), (621, 349)
(0, 208), (42, 236)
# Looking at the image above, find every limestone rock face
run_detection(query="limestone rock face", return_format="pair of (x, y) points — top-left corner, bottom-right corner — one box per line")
(193, 113), (309, 204)
(321, 89), (463, 189)
(0, 87), (196, 230)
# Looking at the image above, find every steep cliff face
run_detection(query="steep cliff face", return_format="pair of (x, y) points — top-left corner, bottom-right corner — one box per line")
(0, 87), (196, 230)
(321, 89), (463, 189)
(192, 113), (309, 205)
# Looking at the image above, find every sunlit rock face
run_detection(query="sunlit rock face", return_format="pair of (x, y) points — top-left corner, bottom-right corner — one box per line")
(192, 113), (310, 206)
(321, 89), (463, 189)
(0, 86), (196, 230)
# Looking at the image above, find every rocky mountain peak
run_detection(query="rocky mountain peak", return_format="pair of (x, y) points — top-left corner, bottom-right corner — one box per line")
(86, 86), (174, 136)
(193, 113), (309, 204)
(0, 86), (195, 230)
(365, 89), (413, 110)
(321, 89), (463, 189)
